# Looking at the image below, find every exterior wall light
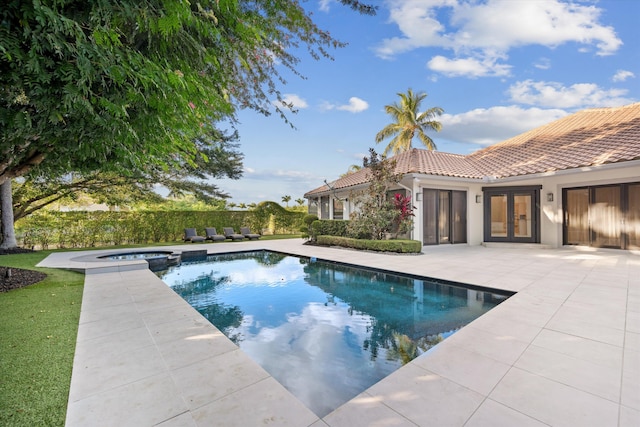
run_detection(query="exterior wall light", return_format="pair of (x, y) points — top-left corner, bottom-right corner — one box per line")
(475, 194), (482, 203)
(415, 192), (422, 202)
(547, 193), (554, 202)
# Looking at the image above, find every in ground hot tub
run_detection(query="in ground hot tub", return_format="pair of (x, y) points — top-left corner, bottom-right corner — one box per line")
(98, 250), (180, 271)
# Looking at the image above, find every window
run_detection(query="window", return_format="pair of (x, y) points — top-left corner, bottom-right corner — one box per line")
(333, 199), (344, 220)
(320, 196), (330, 219)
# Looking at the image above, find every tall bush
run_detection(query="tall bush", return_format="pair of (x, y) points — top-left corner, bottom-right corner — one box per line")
(347, 148), (403, 240)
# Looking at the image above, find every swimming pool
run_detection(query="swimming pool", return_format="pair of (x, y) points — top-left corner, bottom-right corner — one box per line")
(157, 250), (510, 417)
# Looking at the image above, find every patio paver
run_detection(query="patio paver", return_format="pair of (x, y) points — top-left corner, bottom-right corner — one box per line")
(37, 241), (640, 426)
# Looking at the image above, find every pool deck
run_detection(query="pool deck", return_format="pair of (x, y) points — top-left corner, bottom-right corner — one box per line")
(38, 240), (639, 427)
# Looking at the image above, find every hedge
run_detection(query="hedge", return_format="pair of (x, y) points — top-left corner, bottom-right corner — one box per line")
(310, 219), (349, 239)
(316, 235), (422, 253)
(16, 210), (305, 249)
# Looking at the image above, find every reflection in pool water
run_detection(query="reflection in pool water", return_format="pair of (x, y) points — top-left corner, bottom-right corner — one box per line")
(100, 251), (173, 260)
(157, 251), (510, 417)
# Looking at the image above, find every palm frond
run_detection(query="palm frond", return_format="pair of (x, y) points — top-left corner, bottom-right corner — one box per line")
(376, 88), (443, 154)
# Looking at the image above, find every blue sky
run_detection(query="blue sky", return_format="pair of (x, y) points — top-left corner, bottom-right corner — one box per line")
(214, 0), (639, 205)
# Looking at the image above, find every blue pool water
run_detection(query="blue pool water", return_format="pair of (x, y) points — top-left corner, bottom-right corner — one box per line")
(157, 251), (510, 417)
(99, 251), (173, 260)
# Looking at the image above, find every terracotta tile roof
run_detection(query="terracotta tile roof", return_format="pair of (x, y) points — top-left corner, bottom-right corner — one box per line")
(467, 102), (640, 178)
(393, 149), (484, 178)
(305, 103), (640, 197)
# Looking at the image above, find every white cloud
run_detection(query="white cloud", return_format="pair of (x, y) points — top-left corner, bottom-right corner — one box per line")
(534, 57), (551, 70)
(280, 94), (308, 109)
(449, 0), (620, 55)
(427, 55), (511, 78)
(218, 169), (322, 203)
(612, 70), (635, 82)
(375, 1), (448, 60)
(508, 79), (633, 108)
(245, 169), (316, 182)
(318, 0), (333, 13)
(337, 97), (369, 113)
(320, 97), (369, 113)
(376, 0), (622, 78)
(439, 106), (568, 146)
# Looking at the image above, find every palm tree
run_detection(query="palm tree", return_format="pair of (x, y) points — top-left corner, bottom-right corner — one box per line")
(375, 89), (443, 156)
(281, 195), (291, 207)
(295, 198), (305, 206)
(340, 164), (362, 177)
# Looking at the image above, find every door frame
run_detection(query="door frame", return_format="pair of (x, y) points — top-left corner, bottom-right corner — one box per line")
(562, 182), (640, 250)
(482, 186), (541, 243)
(422, 189), (467, 245)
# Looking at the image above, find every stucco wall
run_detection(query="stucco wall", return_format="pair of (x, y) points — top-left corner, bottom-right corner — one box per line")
(310, 160), (639, 248)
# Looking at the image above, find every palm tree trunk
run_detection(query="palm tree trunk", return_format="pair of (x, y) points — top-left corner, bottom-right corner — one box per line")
(1, 180), (18, 249)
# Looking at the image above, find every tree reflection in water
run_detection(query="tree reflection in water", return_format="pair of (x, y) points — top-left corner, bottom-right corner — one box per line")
(169, 273), (245, 344)
(158, 250), (510, 417)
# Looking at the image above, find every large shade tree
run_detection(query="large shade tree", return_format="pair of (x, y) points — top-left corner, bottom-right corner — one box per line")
(12, 128), (244, 221)
(375, 88), (444, 156)
(0, 0), (376, 248)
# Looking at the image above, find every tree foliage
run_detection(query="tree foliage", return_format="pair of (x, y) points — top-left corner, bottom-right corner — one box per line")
(12, 128), (243, 220)
(347, 148), (404, 240)
(0, 0), (376, 247)
(1, 0), (376, 183)
(375, 88), (444, 155)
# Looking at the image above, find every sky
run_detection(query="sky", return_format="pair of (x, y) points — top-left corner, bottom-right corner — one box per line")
(213, 0), (640, 205)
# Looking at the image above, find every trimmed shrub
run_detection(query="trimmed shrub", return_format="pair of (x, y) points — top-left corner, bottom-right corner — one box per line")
(299, 214), (319, 239)
(310, 219), (349, 241)
(316, 235), (421, 254)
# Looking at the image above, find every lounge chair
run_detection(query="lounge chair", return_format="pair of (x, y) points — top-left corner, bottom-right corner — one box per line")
(223, 227), (245, 241)
(205, 227), (226, 242)
(183, 228), (205, 243)
(240, 227), (261, 240)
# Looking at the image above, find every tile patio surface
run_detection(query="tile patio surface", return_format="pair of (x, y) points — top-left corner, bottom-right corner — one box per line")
(38, 240), (640, 427)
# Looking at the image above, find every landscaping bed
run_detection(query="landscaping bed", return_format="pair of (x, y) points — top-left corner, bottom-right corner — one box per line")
(0, 248), (48, 292)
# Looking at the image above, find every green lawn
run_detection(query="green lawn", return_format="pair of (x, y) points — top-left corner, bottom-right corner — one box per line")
(0, 235), (300, 426)
(0, 251), (83, 427)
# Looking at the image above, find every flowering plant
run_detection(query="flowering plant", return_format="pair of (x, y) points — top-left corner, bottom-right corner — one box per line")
(393, 193), (415, 235)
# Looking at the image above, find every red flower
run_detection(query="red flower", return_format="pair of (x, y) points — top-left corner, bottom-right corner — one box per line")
(394, 193), (414, 221)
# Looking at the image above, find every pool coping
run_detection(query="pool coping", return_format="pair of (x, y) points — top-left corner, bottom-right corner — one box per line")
(38, 240), (639, 426)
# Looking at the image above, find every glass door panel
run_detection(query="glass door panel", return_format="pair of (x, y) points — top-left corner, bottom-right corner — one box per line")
(593, 186), (621, 248)
(422, 189), (468, 245)
(438, 191), (450, 243)
(513, 194), (532, 238)
(565, 188), (590, 245)
(626, 184), (640, 249)
(423, 189), (437, 245)
(490, 194), (508, 238)
(484, 187), (539, 243)
(452, 191), (467, 244)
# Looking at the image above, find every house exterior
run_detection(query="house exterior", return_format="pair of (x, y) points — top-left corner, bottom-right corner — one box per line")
(304, 103), (640, 250)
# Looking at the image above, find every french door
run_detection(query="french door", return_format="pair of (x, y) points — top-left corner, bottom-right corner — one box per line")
(483, 186), (540, 243)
